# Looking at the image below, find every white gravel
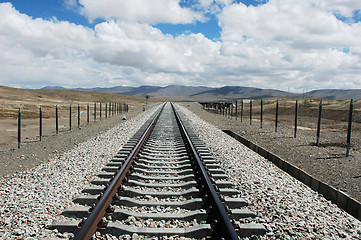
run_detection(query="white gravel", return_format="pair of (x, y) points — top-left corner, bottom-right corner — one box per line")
(176, 104), (361, 239)
(0, 106), (159, 239)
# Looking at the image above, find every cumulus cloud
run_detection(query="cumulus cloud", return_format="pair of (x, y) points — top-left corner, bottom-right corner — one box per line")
(0, 2), (219, 88)
(318, 0), (361, 18)
(0, 1), (361, 92)
(90, 20), (220, 73)
(218, 0), (361, 90)
(77, 0), (204, 24)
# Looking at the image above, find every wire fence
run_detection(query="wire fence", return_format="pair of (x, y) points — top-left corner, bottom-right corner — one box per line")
(12, 102), (128, 149)
(201, 98), (360, 157)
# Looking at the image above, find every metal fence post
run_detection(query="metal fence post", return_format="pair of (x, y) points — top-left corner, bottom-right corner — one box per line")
(275, 100), (279, 132)
(39, 106), (42, 141)
(78, 104), (80, 128)
(105, 103), (108, 119)
(69, 104), (72, 131)
(316, 100), (323, 146)
(87, 104), (89, 124)
(260, 99), (263, 128)
(346, 99), (354, 157)
(56, 105), (58, 134)
(294, 100), (298, 138)
(18, 108), (21, 149)
(250, 100), (252, 125)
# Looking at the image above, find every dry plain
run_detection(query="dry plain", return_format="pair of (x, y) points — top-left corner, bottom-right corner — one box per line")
(1, 85), (360, 203)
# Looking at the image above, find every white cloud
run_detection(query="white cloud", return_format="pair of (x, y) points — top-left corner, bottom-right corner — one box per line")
(78, 0), (204, 24)
(195, 0), (235, 15)
(317, 0), (361, 18)
(1, 1), (361, 92)
(63, 0), (78, 9)
(218, 0), (361, 91)
(90, 20), (220, 73)
(0, 3), (219, 88)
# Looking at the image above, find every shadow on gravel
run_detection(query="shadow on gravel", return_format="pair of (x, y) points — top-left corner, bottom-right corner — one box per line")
(310, 142), (348, 148)
(316, 154), (347, 160)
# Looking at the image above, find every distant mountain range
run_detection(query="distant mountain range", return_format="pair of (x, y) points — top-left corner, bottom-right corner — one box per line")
(40, 85), (360, 100)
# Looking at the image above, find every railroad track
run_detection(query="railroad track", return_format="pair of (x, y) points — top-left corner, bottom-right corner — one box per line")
(50, 103), (265, 239)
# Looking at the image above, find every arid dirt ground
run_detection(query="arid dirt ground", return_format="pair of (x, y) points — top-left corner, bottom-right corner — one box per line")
(1, 85), (360, 204)
(0, 86), (160, 177)
(181, 100), (361, 203)
(0, 86), (158, 150)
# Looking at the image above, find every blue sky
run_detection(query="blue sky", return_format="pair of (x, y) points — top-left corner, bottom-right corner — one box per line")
(0, 0), (361, 92)
(6, 0), (270, 39)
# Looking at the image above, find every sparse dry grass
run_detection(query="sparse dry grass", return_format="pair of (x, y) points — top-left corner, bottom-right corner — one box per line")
(0, 85), (160, 119)
(0, 85), (162, 148)
(233, 97), (361, 131)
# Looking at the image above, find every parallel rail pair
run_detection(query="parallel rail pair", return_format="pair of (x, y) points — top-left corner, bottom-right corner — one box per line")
(51, 102), (265, 239)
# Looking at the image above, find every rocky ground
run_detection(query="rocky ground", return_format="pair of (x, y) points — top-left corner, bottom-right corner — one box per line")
(0, 102), (360, 239)
(176, 103), (361, 239)
(0, 105), (154, 178)
(181, 102), (361, 203)
(0, 105), (160, 239)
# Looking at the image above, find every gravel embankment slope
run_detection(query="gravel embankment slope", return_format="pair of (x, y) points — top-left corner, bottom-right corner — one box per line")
(181, 102), (361, 203)
(1, 102), (360, 239)
(176, 103), (361, 239)
(0, 105), (160, 239)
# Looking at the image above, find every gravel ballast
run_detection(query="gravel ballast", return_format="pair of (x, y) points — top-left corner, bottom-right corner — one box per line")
(176, 104), (361, 239)
(0, 106), (160, 239)
(1, 102), (360, 239)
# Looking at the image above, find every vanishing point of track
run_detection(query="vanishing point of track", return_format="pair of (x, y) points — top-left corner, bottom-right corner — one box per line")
(51, 102), (265, 239)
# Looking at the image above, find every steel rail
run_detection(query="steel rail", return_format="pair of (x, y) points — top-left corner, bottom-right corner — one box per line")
(171, 103), (239, 240)
(74, 104), (165, 240)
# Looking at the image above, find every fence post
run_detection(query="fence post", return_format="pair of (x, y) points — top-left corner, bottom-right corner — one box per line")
(87, 104), (89, 124)
(69, 104), (72, 131)
(18, 108), (21, 149)
(78, 104), (80, 128)
(260, 99), (263, 128)
(316, 100), (323, 146)
(250, 100), (252, 125)
(275, 100), (279, 132)
(39, 106), (42, 141)
(56, 105), (58, 134)
(346, 99), (354, 157)
(100, 102), (102, 121)
(94, 102), (96, 122)
(231, 103), (233, 119)
(105, 103), (108, 119)
(294, 100), (298, 138)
